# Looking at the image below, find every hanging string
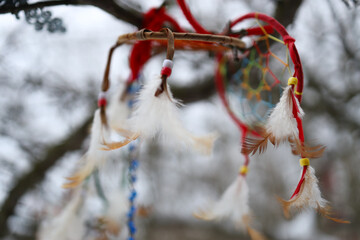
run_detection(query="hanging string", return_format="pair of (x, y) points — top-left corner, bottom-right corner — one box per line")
(93, 168), (109, 209)
(127, 142), (139, 240)
(126, 81), (141, 240)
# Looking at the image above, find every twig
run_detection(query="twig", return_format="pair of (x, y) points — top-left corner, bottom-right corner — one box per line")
(0, 0), (143, 28)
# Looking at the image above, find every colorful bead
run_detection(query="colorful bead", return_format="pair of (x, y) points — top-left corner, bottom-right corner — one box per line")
(161, 59), (173, 77)
(299, 158), (310, 166)
(287, 77), (298, 86)
(161, 67), (172, 77)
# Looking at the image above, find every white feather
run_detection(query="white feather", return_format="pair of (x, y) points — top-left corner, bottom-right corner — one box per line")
(290, 166), (328, 210)
(294, 93), (305, 118)
(38, 190), (85, 240)
(195, 174), (250, 228)
(63, 109), (109, 188)
(98, 189), (129, 236)
(130, 76), (216, 155)
(106, 189), (129, 223)
(107, 83), (131, 137)
(266, 86), (299, 140)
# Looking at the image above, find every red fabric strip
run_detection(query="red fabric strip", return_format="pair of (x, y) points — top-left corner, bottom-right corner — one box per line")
(290, 166), (307, 199)
(290, 90), (305, 143)
(246, 25), (274, 35)
(128, 7), (184, 83)
(176, 0), (211, 34)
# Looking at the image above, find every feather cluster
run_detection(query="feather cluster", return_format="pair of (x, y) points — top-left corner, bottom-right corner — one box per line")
(195, 174), (265, 240)
(195, 174), (250, 225)
(242, 86), (324, 158)
(64, 74), (216, 188)
(38, 190), (85, 240)
(102, 83), (140, 151)
(279, 166), (349, 223)
(63, 93), (139, 188)
(130, 76), (216, 155)
(242, 86), (300, 155)
(63, 110), (110, 188)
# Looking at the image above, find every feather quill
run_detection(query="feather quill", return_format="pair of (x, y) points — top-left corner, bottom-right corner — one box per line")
(63, 109), (109, 188)
(130, 76), (216, 155)
(279, 166), (349, 223)
(289, 138), (326, 158)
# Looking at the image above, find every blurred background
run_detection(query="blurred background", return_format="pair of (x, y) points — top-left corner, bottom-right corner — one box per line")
(0, 0), (359, 239)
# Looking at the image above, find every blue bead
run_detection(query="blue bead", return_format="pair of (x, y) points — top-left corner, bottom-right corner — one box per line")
(127, 206), (136, 218)
(128, 221), (136, 234)
(129, 191), (137, 201)
(129, 144), (135, 152)
(131, 175), (137, 182)
(127, 237), (134, 240)
(131, 160), (139, 169)
(131, 206), (136, 213)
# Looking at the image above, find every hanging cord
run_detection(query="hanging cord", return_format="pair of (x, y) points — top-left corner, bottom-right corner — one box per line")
(124, 81), (141, 240)
(240, 128), (250, 177)
(154, 28), (175, 97)
(99, 43), (121, 126)
(93, 168), (109, 209)
(176, 0), (211, 34)
(127, 143), (139, 240)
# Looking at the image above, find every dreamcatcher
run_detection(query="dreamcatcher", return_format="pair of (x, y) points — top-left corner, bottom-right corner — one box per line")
(215, 12), (348, 224)
(42, 2), (349, 240)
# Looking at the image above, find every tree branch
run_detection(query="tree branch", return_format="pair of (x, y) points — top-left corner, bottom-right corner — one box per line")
(274, 0), (303, 27)
(0, 116), (92, 237)
(171, 76), (216, 104)
(79, 0), (143, 28)
(0, 0), (73, 14)
(305, 70), (360, 133)
(0, 0), (143, 28)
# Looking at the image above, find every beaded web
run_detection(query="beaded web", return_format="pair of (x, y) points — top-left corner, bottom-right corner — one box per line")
(217, 19), (294, 130)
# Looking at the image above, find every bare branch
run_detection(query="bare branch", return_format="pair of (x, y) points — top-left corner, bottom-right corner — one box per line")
(0, 116), (92, 237)
(274, 0), (303, 27)
(171, 76), (216, 104)
(0, 0), (74, 14)
(0, 0), (143, 28)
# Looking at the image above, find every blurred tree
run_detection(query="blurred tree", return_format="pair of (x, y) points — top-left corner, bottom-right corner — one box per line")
(1, 0), (359, 239)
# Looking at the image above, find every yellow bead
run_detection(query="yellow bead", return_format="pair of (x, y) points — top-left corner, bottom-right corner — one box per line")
(239, 166), (248, 175)
(288, 77), (298, 86)
(299, 158), (310, 166)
